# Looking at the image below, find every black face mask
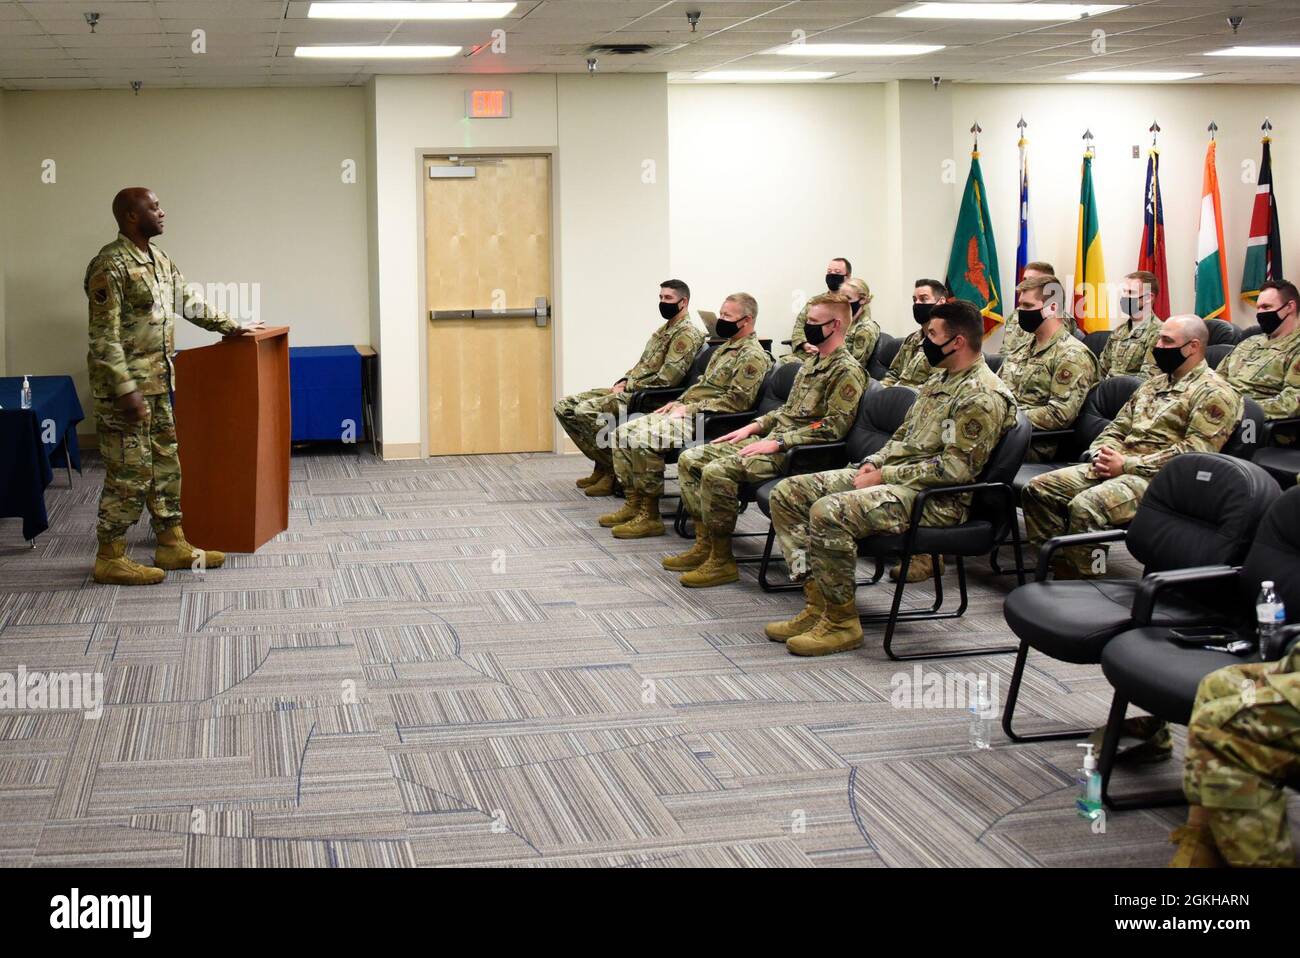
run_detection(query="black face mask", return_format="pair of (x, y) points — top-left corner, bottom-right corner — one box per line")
(850, 299), (864, 317)
(1256, 308), (1285, 336)
(804, 320), (835, 346)
(825, 273), (845, 293)
(1121, 296), (1144, 319)
(922, 333), (957, 367)
(911, 302), (934, 325)
(1017, 307), (1045, 333)
(715, 317), (741, 338)
(658, 300), (680, 320)
(1151, 342), (1188, 376)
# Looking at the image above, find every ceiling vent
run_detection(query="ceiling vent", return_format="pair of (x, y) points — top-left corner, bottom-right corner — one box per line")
(586, 43), (655, 56)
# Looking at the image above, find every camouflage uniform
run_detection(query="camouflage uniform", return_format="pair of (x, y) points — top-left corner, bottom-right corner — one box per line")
(86, 233), (240, 545)
(782, 300), (878, 366)
(1022, 362), (1243, 576)
(1098, 316), (1161, 379)
(881, 328), (934, 389)
(770, 357), (1016, 603)
(997, 325), (1099, 461)
(1002, 310), (1079, 359)
(1183, 644), (1300, 867)
(554, 317), (705, 470)
(678, 345), (864, 536)
(1217, 324), (1300, 420)
(610, 334), (771, 497)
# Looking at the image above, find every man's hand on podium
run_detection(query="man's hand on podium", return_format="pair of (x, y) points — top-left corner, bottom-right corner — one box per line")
(225, 320), (267, 338)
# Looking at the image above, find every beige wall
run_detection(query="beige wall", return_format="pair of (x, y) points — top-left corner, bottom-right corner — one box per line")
(667, 83), (889, 343)
(1, 88), (369, 411)
(368, 73), (670, 457)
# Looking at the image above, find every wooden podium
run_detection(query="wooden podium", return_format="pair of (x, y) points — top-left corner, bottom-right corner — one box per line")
(174, 326), (290, 553)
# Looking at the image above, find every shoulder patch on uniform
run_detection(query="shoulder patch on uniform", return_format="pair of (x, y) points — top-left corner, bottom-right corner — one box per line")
(1056, 367), (1073, 384)
(744, 363), (758, 377)
(673, 338), (688, 353)
(839, 382), (857, 401)
(1206, 402), (1226, 422)
(963, 418), (984, 440)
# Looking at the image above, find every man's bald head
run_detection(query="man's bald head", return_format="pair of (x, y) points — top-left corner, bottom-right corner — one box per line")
(1166, 314), (1209, 347)
(112, 188), (165, 241)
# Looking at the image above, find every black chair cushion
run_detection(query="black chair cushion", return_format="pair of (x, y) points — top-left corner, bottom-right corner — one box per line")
(846, 386), (916, 463)
(1004, 580), (1227, 664)
(1251, 447), (1300, 489)
(868, 333), (902, 380)
(1083, 329), (1111, 358)
(1074, 376), (1141, 452)
(1127, 453), (1280, 573)
(1221, 396), (1266, 460)
(1101, 628), (1261, 725)
(858, 521), (996, 559)
(1240, 484), (1300, 617)
(984, 353), (1003, 374)
(1239, 324), (1263, 341)
(1206, 342), (1234, 370)
(1205, 318), (1240, 346)
(1012, 462), (1063, 493)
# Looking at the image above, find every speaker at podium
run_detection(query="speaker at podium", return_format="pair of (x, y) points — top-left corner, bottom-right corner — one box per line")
(173, 326), (291, 553)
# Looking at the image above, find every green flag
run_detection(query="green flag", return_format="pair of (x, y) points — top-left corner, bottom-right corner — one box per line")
(946, 151), (1003, 333)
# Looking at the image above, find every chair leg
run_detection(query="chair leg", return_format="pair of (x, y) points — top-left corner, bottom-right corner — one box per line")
(757, 525), (801, 592)
(1001, 640), (1093, 743)
(869, 552), (1017, 661)
(1099, 693), (1187, 811)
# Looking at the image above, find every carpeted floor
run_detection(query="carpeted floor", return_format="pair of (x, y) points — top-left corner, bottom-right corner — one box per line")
(0, 447), (1271, 868)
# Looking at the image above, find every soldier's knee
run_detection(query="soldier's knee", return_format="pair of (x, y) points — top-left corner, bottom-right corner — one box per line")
(808, 497), (839, 534)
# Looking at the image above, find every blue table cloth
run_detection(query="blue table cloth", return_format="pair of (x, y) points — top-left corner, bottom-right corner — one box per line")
(289, 346), (364, 442)
(0, 375), (85, 540)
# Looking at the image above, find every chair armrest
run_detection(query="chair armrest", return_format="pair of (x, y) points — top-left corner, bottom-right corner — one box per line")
(780, 340), (792, 347)
(902, 481), (1017, 551)
(700, 410), (758, 440)
(1282, 624), (1300, 657)
(628, 386), (685, 414)
(1034, 529), (1128, 581)
(1262, 416), (1300, 447)
(1131, 565), (1241, 626)
(782, 441), (849, 477)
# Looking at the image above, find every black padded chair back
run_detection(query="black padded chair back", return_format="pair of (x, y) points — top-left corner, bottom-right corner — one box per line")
(1239, 323), (1263, 341)
(1066, 375), (1141, 460)
(1083, 329), (1111, 358)
(971, 412), (1031, 534)
(867, 332), (900, 380)
(846, 386), (917, 463)
(756, 360), (800, 416)
(1222, 396), (1265, 460)
(1205, 318), (1240, 346)
(1205, 342), (1234, 370)
(1240, 486), (1300, 622)
(683, 343), (719, 390)
(984, 353), (1003, 374)
(1127, 453), (1281, 575)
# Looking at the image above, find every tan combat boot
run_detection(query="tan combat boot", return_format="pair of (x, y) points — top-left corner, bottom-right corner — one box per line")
(93, 540), (166, 586)
(662, 527), (712, 571)
(576, 465), (604, 489)
(612, 495), (665, 539)
(764, 580), (826, 642)
(889, 554), (944, 583)
(679, 533), (739, 588)
(599, 492), (641, 528)
(1169, 808), (1226, 868)
(584, 470), (617, 497)
(154, 525), (225, 571)
(787, 598), (863, 656)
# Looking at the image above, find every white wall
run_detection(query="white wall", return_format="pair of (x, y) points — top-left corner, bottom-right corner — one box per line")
(667, 83), (889, 343)
(368, 73), (671, 457)
(947, 83), (1300, 328)
(1, 88), (369, 410)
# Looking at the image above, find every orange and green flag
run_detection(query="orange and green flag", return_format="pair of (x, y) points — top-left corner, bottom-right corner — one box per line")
(945, 150), (1004, 334)
(1073, 149), (1108, 333)
(1195, 138), (1232, 322)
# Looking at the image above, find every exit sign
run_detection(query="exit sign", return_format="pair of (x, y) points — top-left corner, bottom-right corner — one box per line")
(466, 89), (511, 118)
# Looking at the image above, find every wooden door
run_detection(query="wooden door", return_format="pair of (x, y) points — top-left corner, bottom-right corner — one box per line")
(424, 154), (553, 455)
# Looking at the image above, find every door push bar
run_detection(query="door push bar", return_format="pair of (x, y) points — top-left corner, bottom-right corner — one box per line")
(430, 296), (550, 327)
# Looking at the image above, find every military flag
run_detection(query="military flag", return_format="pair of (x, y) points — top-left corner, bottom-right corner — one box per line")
(945, 149), (1004, 334)
(1137, 147), (1171, 319)
(1195, 137), (1232, 322)
(1073, 147), (1108, 333)
(1241, 134), (1282, 305)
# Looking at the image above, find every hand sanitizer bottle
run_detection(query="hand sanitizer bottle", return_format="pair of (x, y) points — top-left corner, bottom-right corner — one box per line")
(1075, 743), (1102, 820)
(968, 677), (992, 750)
(20, 376), (32, 410)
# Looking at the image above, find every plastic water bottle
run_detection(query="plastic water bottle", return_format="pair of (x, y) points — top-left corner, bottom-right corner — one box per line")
(20, 376), (32, 410)
(968, 677), (992, 750)
(1075, 744), (1102, 820)
(1256, 581), (1286, 659)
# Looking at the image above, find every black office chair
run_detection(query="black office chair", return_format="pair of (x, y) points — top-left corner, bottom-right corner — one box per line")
(1083, 329), (1111, 358)
(751, 385), (918, 591)
(1238, 323), (1263, 341)
(672, 362), (799, 536)
(867, 332), (902, 381)
(1011, 376), (1142, 494)
(1205, 342), (1234, 370)
(1253, 447), (1300, 488)
(627, 343), (718, 414)
(848, 412), (1032, 660)
(1221, 396), (1266, 461)
(1000, 453), (1280, 743)
(984, 353), (1003, 375)
(1097, 486), (1300, 809)
(1205, 318), (1240, 347)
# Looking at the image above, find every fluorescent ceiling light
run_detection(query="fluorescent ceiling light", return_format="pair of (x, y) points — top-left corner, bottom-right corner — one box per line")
(294, 45), (461, 58)
(771, 43), (945, 57)
(307, 2), (516, 19)
(1066, 70), (1202, 81)
(1205, 46), (1300, 57)
(693, 71), (835, 82)
(897, 3), (1126, 20)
